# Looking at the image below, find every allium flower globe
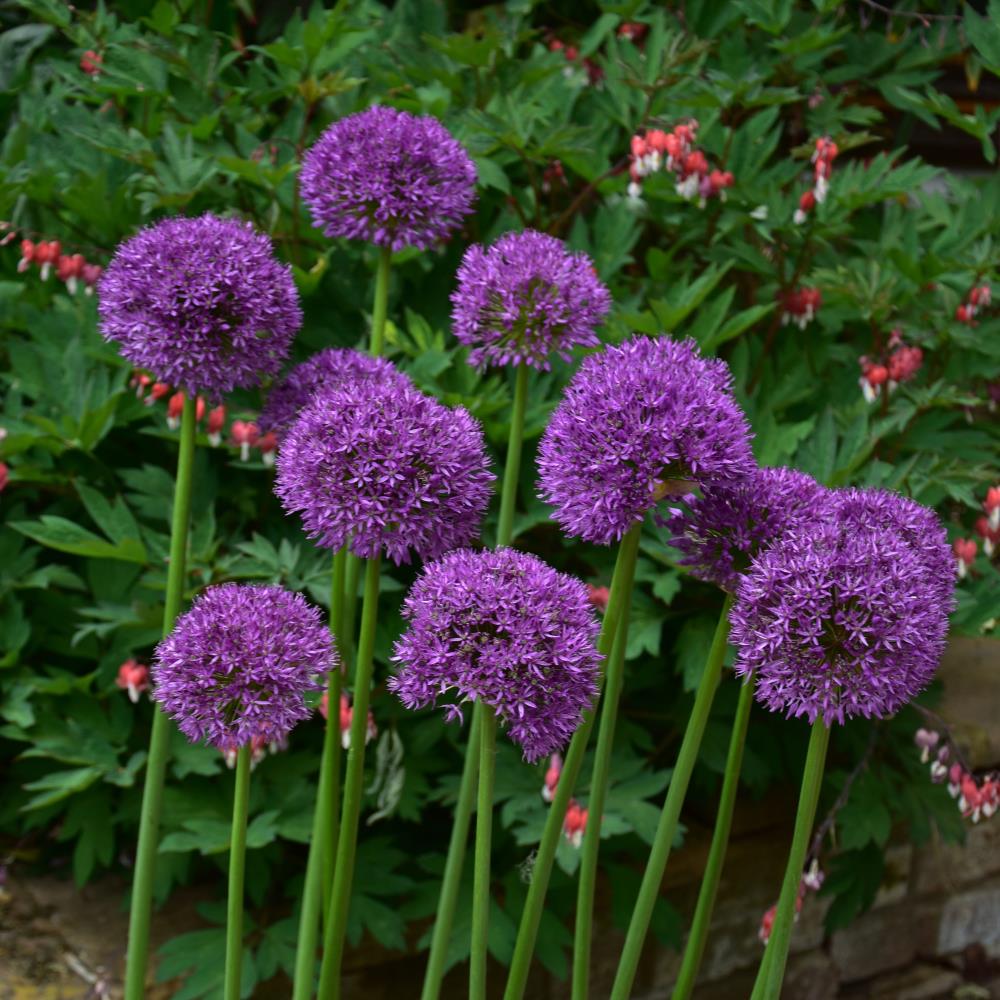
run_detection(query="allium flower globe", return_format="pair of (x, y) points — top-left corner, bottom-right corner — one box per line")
(98, 214), (301, 398)
(153, 584), (332, 750)
(259, 348), (409, 435)
(731, 488), (955, 725)
(538, 336), (755, 545)
(451, 230), (611, 370)
(300, 106), (477, 251)
(666, 467), (825, 592)
(275, 379), (494, 564)
(389, 548), (602, 761)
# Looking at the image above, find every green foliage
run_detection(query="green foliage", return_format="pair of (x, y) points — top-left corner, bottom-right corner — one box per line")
(1, 0), (997, 993)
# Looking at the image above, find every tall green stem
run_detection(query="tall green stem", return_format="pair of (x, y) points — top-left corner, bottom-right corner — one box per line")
(224, 745), (252, 1000)
(123, 395), (197, 1000)
(369, 246), (392, 357)
(672, 670), (755, 1000)
(291, 550), (348, 1000)
(750, 721), (830, 1000)
(572, 594), (632, 999)
(610, 594), (734, 1000)
(496, 365), (529, 550)
(470, 709), (498, 1000)
(317, 555), (382, 999)
(419, 363), (529, 999)
(503, 523), (642, 1000)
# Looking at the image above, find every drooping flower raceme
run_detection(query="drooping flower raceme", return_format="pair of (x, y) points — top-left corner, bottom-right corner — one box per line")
(538, 336), (755, 545)
(259, 348), (409, 436)
(389, 548), (602, 762)
(730, 488), (955, 725)
(666, 467), (826, 593)
(275, 379), (495, 565)
(300, 106), (477, 251)
(98, 214), (301, 398)
(451, 230), (611, 370)
(153, 584), (332, 750)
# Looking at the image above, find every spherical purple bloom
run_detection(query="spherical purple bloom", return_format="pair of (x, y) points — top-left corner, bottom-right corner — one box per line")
(259, 348), (410, 436)
(153, 584), (332, 750)
(388, 548), (601, 761)
(731, 487), (955, 725)
(537, 336), (755, 545)
(665, 467), (826, 593)
(450, 230), (611, 370)
(98, 214), (301, 398)
(300, 106), (477, 252)
(275, 379), (495, 564)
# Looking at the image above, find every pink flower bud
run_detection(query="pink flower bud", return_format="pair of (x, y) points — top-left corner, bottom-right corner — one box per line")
(542, 753), (562, 802)
(0, 462), (8, 493)
(230, 420), (259, 461)
(80, 50), (103, 75)
(116, 659), (150, 703)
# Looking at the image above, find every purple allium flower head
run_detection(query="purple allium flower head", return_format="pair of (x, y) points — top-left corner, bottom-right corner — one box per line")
(259, 348), (410, 436)
(537, 335), (755, 545)
(388, 548), (601, 761)
(665, 467), (826, 593)
(274, 379), (495, 564)
(450, 230), (611, 370)
(98, 214), (301, 399)
(300, 106), (477, 252)
(152, 583), (332, 750)
(731, 487), (955, 725)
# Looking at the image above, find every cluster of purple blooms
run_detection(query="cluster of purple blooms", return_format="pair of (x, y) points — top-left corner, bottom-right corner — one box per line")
(98, 214), (301, 399)
(451, 229), (611, 370)
(389, 548), (602, 761)
(152, 584), (332, 750)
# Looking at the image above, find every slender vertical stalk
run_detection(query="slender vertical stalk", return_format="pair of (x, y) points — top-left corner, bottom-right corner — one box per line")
(496, 365), (529, 550)
(420, 364), (529, 999)
(750, 721), (830, 1000)
(123, 395), (197, 1000)
(470, 709), (498, 1000)
(342, 554), (362, 666)
(610, 594), (734, 1000)
(572, 594), (632, 999)
(224, 744), (252, 1000)
(503, 523), (642, 1000)
(291, 549), (348, 1000)
(672, 670), (756, 1000)
(317, 554), (382, 999)
(369, 246), (392, 357)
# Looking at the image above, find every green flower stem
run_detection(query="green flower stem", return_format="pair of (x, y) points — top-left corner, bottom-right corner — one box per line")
(610, 593), (734, 1000)
(224, 744), (252, 1000)
(291, 550), (348, 1000)
(342, 553), (362, 665)
(419, 362), (529, 1000)
(419, 706), (481, 1000)
(671, 668), (756, 1000)
(750, 721), (830, 1000)
(496, 365), (529, 550)
(503, 523), (642, 1000)
(123, 394), (197, 1000)
(317, 554), (382, 1000)
(369, 246), (392, 357)
(470, 708), (498, 1000)
(571, 590), (632, 999)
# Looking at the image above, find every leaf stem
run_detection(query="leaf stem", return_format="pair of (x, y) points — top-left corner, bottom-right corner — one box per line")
(317, 554), (382, 999)
(671, 669), (755, 1000)
(369, 246), (392, 357)
(496, 365), (529, 550)
(610, 593), (734, 1000)
(123, 394), (197, 1000)
(470, 709), (498, 1000)
(224, 744), (252, 1000)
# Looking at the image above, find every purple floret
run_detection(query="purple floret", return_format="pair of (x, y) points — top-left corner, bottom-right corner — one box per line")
(388, 548), (602, 761)
(731, 487), (956, 725)
(537, 335), (755, 545)
(451, 230), (611, 370)
(260, 348), (410, 436)
(665, 467), (826, 593)
(153, 583), (332, 750)
(300, 106), (477, 251)
(98, 214), (301, 398)
(274, 378), (495, 565)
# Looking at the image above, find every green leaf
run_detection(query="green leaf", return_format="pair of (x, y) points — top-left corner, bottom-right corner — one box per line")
(674, 614), (718, 692)
(12, 517), (147, 563)
(21, 766), (102, 811)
